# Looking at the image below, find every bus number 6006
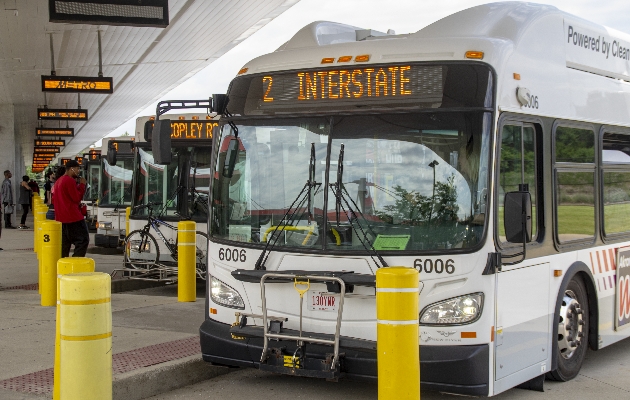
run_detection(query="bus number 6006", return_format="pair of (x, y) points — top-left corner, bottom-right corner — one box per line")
(414, 258), (455, 274)
(218, 247), (246, 262)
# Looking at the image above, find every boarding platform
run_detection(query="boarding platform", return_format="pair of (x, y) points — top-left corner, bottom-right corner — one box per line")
(0, 213), (228, 400)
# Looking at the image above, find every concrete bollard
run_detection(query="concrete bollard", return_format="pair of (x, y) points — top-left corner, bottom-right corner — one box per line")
(376, 267), (420, 400)
(178, 220), (196, 302)
(53, 258), (96, 400)
(40, 221), (62, 306)
(59, 272), (112, 400)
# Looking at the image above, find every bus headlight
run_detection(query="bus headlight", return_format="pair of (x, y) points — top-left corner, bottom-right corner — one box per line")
(98, 222), (113, 229)
(210, 276), (245, 309)
(419, 293), (483, 325)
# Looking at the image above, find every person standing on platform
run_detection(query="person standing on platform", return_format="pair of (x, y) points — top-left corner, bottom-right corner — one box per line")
(2, 170), (15, 229)
(53, 161), (89, 257)
(28, 179), (39, 211)
(18, 176), (32, 229)
(43, 170), (53, 205)
(0, 184), (3, 250)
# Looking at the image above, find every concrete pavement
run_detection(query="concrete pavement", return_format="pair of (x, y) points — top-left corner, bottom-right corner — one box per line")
(0, 213), (229, 399)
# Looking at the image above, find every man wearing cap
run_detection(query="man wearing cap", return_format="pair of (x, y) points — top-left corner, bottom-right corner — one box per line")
(53, 160), (89, 257)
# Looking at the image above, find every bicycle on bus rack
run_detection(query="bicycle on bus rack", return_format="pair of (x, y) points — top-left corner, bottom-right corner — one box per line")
(113, 201), (209, 283)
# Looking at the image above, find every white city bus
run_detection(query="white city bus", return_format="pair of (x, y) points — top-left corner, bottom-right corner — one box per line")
(198, 2), (630, 396)
(122, 114), (218, 281)
(95, 137), (135, 247)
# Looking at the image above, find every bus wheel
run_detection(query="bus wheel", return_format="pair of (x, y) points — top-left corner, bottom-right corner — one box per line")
(548, 275), (589, 381)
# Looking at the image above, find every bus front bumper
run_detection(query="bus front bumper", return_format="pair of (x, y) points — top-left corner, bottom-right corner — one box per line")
(199, 318), (489, 396)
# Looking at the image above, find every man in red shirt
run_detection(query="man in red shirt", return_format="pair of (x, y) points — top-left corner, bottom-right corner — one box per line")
(53, 160), (89, 257)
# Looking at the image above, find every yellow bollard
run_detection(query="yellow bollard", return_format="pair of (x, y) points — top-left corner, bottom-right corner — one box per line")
(59, 272), (112, 400)
(54, 258), (95, 400)
(35, 205), (47, 293)
(40, 221), (62, 306)
(33, 204), (41, 254)
(125, 207), (131, 238)
(376, 267), (420, 400)
(177, 220), (196, 302)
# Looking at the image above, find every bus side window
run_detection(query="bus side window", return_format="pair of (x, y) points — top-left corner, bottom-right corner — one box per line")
(553, 125), (595, 244)
(601, 130), (630, 237)
(498, 123), (538, 244)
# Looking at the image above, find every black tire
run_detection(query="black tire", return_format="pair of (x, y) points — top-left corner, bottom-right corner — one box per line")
(195, 231), (209, 274)
(123, 229), (160, 269)
(547, 275), (589, 381)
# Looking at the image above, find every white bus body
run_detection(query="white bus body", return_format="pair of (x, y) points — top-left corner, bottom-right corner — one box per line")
(127, 114), (218, 267)
(200, 2), (630, 396)
(95, 137), (134, 247)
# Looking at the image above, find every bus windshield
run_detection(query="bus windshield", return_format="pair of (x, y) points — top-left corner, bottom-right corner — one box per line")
(132, 146), (212, 222)
(100, 157), (133, 207)
(211, 111), (491, 252)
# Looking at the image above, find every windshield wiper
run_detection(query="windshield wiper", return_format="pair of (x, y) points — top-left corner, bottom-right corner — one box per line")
(255, 142), (321, 270)
(330, 145), (388, 269)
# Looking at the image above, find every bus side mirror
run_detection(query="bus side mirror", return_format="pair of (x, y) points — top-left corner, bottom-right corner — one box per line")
(222, 138), (239, 178)
(212, 94), (228, 115)
(107, 142), (117, 166)
(504, 191), (532, 243)
(152, 119), (172, 165)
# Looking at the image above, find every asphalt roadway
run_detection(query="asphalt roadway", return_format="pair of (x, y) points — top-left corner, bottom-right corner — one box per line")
(143, 336), (630, 399)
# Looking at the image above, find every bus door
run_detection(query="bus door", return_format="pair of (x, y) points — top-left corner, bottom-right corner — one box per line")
(494, 121), (550, 390)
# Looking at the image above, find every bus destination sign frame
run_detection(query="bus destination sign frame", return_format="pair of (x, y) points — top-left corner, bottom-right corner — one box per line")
(41, 75), (114, 94)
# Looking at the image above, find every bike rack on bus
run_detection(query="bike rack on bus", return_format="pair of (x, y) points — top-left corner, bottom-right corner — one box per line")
(230, 269), (377, 380)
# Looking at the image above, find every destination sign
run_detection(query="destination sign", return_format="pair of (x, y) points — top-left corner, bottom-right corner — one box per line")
(144, 120), (218, 141)
(34, 147), (59, 153)
(61, 158), (71, 165)
(38, 108), (88, 121)
(254, 64), (444, 112)
(75, 157), (84, 165)
(110, 141), (134, 154)
(41, 76), (113, 94)
(34, 140), (65, 147)
(87, 150), (101, 161)
(36, 128), (74, 137)
(33, 154), (54, 159)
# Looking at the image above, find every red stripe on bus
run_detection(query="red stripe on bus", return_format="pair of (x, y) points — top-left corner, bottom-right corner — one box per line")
(603, 251), (610, 272)
(596, 251), (603, 274)
(609, 276), (614, 289)
(589, 252), (595, 274)
(609, 249), (616, 270)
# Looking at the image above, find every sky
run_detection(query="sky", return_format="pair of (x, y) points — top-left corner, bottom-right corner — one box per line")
(96, 0), (630, 147)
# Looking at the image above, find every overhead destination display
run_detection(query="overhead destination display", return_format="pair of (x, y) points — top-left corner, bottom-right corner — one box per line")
(34, 140), (65, 147)
(36, 128), (74, 137)
(38, 108), (88, 121)
(34, 147), (60, 153)
(41, 76), (113, 94)
(251, 63), (444, 112)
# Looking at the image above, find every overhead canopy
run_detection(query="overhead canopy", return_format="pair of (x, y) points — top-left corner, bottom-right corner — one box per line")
(0, 0), (299, 167)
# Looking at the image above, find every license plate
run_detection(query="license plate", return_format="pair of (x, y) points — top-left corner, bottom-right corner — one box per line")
(308, 291), (339, 312)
